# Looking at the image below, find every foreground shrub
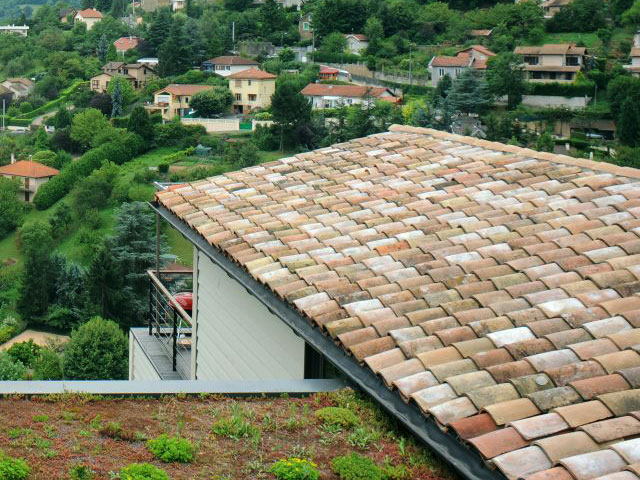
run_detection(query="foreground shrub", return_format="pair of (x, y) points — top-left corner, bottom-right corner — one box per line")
(120, 463), (169, 480)
(331, 453), (382, 480)
(147, 434), (194, 463)
(270, 458), (320, 480)
(63, 317), (128, 380)
(7, 340), (41, 368)
(0, 352), (26, 381)
(211, 406), (260, 442)
(68, 464), (93, 480)
(315, 407), (360, 429)
(33, 349), (63, 380)
(0, 450), (30, 480)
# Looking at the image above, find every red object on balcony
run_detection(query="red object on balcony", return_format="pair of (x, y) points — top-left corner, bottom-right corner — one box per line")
(170, 292), (193, 314)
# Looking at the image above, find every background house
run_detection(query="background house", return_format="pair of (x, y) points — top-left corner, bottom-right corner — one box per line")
(228, 68), (276, 114)
(58, 8), (75, 23)
(625, 31), (640, 78)
(299, 13), (313, 40)
(114, 37), (143, 55)
(145, 84), (214, 120)
(514, 43), (586, 82)
(429, 45), (495, 87)
(301, 84), (400, 108)
(0, 160), (59, 202)
(541, 0), (572, 18)
(74, 9), (103, 29)
(201, 56), (260, 76)
(0, 78), (34, 100)
(0, 25), (29, 36)
(344, 34), (368, 55)
(91, 62), (156, 92)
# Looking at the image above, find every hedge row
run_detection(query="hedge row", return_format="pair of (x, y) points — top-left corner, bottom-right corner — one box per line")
(33, 132), (145, 210)
(310, 51), (362, 64)
(15, 80), (86, 121)
(527, 81), (596, 98)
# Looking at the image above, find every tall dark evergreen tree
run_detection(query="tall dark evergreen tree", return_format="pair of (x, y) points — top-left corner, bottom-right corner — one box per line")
(271, 80), (313, 150)
(97, 34), (109, 63)
(447, 69), (492, 116)
(111, 80), (123, 117)
(127, 106), (155, 143)
(618, 98), (640, 147)
(157, 18), (193, 76)
(147, 8), (173, 54)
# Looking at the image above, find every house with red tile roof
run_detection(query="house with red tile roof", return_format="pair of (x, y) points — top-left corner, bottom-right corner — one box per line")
(146, 123), (640, 480)
(301, 83), (400, 109)
(201, 56), (260, 77)
(0, 160), (59, 202)
(90, 61), (157, 92)
(318, 66), (340, 81)
(429, 45), (496, 87)
(145, 84), (214, 120)
(625, 31), (640, 78)
(541, 0), (572, 18)
(114, 36), (142, 54)
(344, 34), (368, 55)
(228, 68), (276, 114)
(74, 8), (103, 29)
(514, 43), (587, 82)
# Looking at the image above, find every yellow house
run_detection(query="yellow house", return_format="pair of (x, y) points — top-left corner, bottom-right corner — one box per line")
(73, 9), (103, 30)
(227, 68), (276, 114)
(144, 84), (214, 120)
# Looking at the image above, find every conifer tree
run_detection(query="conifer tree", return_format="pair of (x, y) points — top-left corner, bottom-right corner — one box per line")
(111, 80), (123, 117)
(97, 34), (109, 63)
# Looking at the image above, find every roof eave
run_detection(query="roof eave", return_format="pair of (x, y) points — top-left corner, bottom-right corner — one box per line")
(150, 201), (504, 480)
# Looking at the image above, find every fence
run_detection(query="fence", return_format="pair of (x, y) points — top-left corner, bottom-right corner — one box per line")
(323, 62), (430, 88)
(181, 118), (274, 133)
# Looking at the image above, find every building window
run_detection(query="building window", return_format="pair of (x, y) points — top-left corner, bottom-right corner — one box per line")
(91, 80), (99, 88)
(523, 56), (539, 65)
(303, 22), (310, 30)
(226, 65), (231, 70)
(549, 72), (557, 80)
(438, 68), (445, 76)
(184, 97), (189, 103)
(248, 94), (257, 101)
(532, 71), (543, 79)
(248, 80), (252, 86)
(235, 80), (242, 87)
(216, 65), (223, 70)
(235, 93), (241, 101)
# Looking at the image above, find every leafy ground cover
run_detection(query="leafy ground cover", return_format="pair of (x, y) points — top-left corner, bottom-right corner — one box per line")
(0, 389), (455, 480)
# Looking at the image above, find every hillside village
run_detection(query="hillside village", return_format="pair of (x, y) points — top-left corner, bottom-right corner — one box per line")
(2, 0), (640, 478)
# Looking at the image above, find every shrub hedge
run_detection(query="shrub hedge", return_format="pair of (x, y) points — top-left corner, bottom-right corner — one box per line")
(33, 132), (144, 210)
(527, 81), (596, 98)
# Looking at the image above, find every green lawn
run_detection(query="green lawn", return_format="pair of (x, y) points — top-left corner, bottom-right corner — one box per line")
(540, 32), (601, 48)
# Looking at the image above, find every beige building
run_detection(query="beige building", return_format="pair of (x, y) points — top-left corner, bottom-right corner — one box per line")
(90, 62), (157, 92)
(74, 9), (103, 29)
(228, 68), (276, 114)
(145, 84), (214, 120)
(0, 78), (34, 100)
(541, 0), (572, 18)
(299, 13), (313, 41)
(0, 160), (59, 202)
(344, 34), (368, 55)
(514, 43), (586, 82)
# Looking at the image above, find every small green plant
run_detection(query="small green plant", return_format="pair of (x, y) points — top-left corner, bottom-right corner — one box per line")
(331, 453), (383, 480)
(347, 427), (381, 449)
(0, 450), (30, 480)
(32, 414), (49, 423)
(212, 406), (260, 443)
(269, 458), (320, 480)
(98, 421), (135, 441)
(146, 434), (194, 463)
(315, 407), (360, 430)
(68, 464), (93, 480)
(119, 463), (170, 480)
(382, 463), (411, 480)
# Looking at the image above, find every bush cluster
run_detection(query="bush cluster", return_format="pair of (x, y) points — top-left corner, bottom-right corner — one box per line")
(119, 463), (169, 480)
(147, 434), (195, 463)
(331, 453), (382, 480)
(315, 407), (360, 429)
(0, 450), (30, 480)
(269, 458), (320, 480)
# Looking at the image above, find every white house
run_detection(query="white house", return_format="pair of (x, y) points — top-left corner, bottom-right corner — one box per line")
(201, 56), (260, 77)
(300, 84), (400, 109)
(625, 31), (640, 78)
(428, 45), (495, 87)
(74, 9), (103, 29)
(0, 25), (29, 36)
(344, 34), (368, 55)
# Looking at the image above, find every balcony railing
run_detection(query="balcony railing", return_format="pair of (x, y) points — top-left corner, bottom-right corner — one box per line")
(148, 269), (192, 379)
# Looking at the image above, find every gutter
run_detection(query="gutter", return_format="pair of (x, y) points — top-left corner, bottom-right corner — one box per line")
(151, 202), (501, 480)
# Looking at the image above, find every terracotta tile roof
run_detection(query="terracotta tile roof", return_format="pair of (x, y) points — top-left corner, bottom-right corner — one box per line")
(156, 125), (640, 480)
(345, 34), (368, 41)
(431, 54), (472, 68)
(459, 45), (497, 57)
(205, 56), (259, 66)
(470, 29), (493, 37)
(0, 161), (59, 178)
(515, 43), (587, 56)
(227, 68), (276, 80)
(154, 84), (214, 96)
(114, 36), (141, 51)
(300, 84), (397, 99)
(76, 8), (103, 18)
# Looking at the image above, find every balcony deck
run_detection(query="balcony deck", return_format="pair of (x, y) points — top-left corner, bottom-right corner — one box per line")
(131, 327), (190, 380)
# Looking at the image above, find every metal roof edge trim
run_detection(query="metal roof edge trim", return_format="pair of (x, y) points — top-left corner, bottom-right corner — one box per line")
(151, 201), (502, 480)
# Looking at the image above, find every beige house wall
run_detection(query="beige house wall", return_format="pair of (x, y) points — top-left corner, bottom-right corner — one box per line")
(229, 78), (275, 113)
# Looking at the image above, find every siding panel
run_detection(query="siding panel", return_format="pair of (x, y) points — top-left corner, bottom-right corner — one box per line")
(129, 334), (162, 381)
(195, 252), (305, 380)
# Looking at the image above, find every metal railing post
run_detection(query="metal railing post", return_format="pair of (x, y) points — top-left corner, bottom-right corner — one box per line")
(148, 278), (153, 336)
(172, 308), (178, 372)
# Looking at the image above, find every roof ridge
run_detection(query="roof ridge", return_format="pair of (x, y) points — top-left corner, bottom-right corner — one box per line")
(387, 125), (640, 180)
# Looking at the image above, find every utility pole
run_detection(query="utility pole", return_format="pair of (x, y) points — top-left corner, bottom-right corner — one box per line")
(232, 21), (235, 53)
(1, 99), (4, 132)
(409, 44), (413, 86)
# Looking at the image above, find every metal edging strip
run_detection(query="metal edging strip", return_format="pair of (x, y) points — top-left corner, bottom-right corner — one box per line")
(151, 202), (502, 480)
